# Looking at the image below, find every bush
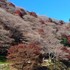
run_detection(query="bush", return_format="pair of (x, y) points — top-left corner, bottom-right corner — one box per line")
(0, 55), (7, 62)
(7, 43), (41, 70)
(60, 37), (68, 46)
(60, 35), (70, 47)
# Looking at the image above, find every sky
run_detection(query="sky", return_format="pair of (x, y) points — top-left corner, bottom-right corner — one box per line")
(8, 0), (70, 22)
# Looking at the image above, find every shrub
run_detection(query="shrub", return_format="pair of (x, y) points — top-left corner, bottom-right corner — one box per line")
(38, 29), (44, 35)
(61, 47), (70, 60)
(29, 12), (38, 18)
(14, 8), (27, 18)
(60, 35), (70, 47)
(59, 20), (65, 25)
(7, 43), (41, 70)
(9, 27), (28, 45)
(10, 28), (23, 44)
(60, 37), (68, 46)
(39, 19), (45, 24)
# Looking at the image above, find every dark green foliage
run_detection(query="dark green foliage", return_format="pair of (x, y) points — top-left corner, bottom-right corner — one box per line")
(0, 55), (7, 62)
(0, 48), (7, 62)
(60, 37), (70, 47)
(60, 37), (68, 46)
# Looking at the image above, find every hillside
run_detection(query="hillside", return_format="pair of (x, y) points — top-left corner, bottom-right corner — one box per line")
(0, 0), (70, 70)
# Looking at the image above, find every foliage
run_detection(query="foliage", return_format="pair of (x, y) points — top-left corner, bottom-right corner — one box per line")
(35, 57), (69, 70)
(47, 60), (67, 70)
(39, 19), (45, 24)
(61, 47), (70, 60)
(7, 43), (41, 70)
(60, 35), (70, 47)
(10, 28), (23, 44)
(0, 55), (6, 62)
(60, 37), (68, 46)
(29, 12), (38, 18)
